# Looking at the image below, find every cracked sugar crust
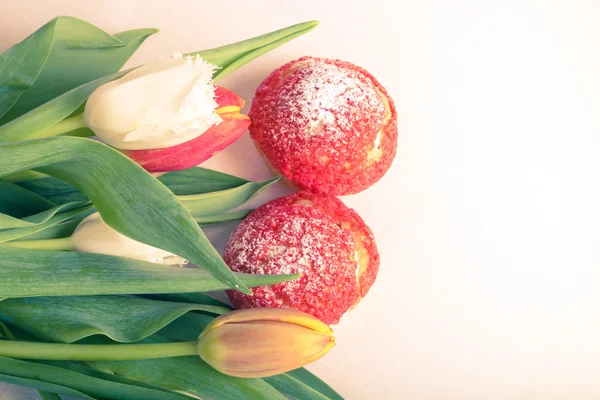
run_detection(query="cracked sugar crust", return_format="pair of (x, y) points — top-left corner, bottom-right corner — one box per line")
(224, 192), (380, 325)
(249, 56), (398, 195)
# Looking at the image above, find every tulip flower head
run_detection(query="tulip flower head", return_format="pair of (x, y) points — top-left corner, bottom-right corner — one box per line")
(83, 54), (251, 172)
(197, 307), (335, 378)
(71, 212), (187, 265)
(84, 53), (222, 150)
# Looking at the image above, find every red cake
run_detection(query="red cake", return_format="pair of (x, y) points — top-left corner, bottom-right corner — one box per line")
(224, 192), (379, 325)
(249, 56), (397, 195)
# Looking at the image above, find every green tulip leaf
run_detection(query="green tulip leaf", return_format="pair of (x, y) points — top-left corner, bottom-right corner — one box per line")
(0, 168), (258, 243)
(0, 180), (90, 231)
(0, 209), (246, 245)
(0, 180), (55, 216)
(88, 335), (288, 400)
(0, 323), (201, 400)
(0, 324), (197, 399)
(41, 360), (196, 399)
(0, 370), (95, 400)
(0, 16), (157, 123)
(2, 319), (280, 399)
(0, 247), (298, 298)
(14, 169), (272, 219)
(145, 292), (233, 309)
(0, 206), (93, 243)
(16, 176), (89, 205)
(180, 177), (278, 217)
(37, 390), (63, 400)
(0, 136), (250, 292)
(0, 168), (257, 241)
(6, 217), (84, 242)
(0, 73), (123, 143)
(158, 167), (249, 195)
(0, 296), (228, 344)
(194, 209), (252, 225)
(280, 369), (345, 400)
(191, 20), (319, 81)
(265, 373), (334, 400)
(0, 301), (341, 400)
(5, 165), (249, 189)
(1, 170), (48, 183)
(0, 21), (318, 143)
(0, 200), (89, 229)
(0, 21), (55, 121)
(0, 357), (195, 400)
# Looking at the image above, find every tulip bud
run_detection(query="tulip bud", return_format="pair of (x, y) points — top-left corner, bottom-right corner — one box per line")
(71, 213), (187, 265)
(84, 53), (222, 150)
(197, 308), (335, 378)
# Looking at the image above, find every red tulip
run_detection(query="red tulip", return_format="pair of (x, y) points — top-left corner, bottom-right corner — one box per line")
(122, 86), (250, 172)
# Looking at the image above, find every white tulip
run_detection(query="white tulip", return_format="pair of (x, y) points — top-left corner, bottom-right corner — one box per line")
(84, 53), (222, 150)
(72, 213), (187, 265)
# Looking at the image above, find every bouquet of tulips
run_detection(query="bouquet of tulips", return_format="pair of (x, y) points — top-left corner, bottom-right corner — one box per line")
(0, 16), (343, 400)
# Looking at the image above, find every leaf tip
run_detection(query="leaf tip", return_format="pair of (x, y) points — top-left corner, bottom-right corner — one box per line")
(267, 175), (282, 185)
(304, 20), (320, 30)
(239, 285), (254, 296)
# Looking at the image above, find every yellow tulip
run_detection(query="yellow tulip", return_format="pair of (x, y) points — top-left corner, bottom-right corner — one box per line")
(197, 308), (335, 378)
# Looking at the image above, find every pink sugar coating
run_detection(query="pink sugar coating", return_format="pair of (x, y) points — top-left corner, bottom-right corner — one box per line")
(225, 192), (379, 325)
(249, 56), (398, 195)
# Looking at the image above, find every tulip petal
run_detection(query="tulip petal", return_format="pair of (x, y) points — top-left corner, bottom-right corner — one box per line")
(123, 113), (250, 172)
(214, 86), (245, 113)
(203, 307), (333, 335)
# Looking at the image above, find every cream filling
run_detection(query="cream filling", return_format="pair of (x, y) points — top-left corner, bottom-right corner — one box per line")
(354, 250), (361, 282)
(366, 87), (392, 164)
(367, 129), (384, 162)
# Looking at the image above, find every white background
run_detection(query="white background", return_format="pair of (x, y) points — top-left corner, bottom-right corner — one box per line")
(2, 1), (600, 399)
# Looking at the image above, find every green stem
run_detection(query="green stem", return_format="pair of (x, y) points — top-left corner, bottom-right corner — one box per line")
(34, 114), (87, 139)
(0, 340), (198, 361)
(1, 237), (74, 251)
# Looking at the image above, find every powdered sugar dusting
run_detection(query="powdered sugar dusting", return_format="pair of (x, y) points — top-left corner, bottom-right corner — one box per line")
(225, 194), (357, 324)
(224, 192), (380, 325)
(249, 57), (398, 195)
(282, 62), (384, 140)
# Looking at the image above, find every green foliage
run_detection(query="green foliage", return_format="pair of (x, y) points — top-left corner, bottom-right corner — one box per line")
(0, 15), (340, 400)
(0, 296), (228, 343)
(0, 247), (298, 298)
(0, 19), (318, 144)
(0, 17), (157, 123)
(0, 356), (195, 400)
(0, 136), (250, 293)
